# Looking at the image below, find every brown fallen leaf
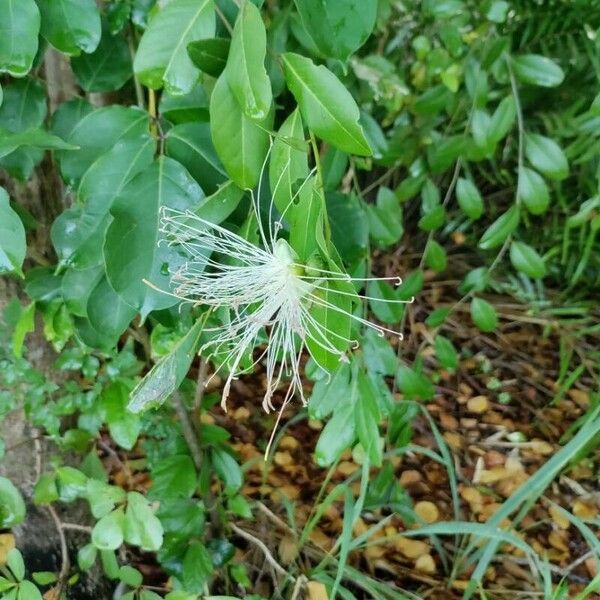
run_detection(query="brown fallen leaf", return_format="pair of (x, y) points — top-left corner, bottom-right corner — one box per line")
(415, 501), (440, 524)
(0, 533), (15, 564)
(307, 580), (328, 600)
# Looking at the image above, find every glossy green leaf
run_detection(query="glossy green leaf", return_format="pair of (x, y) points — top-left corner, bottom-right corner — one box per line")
(123, 492), (163, 551)
(315, 395), (356, 466)
(289, 178), (325, 260)
(0, 128), (76, 159)
(119, 566), (143, 588)
(225, 0), (272, 120)
(165, 122), (226, 195)
(396, 366), (434, 400)
(0, 477), (26, 528)
(510, 241), (546, 278)
(435, 335), (458, 371)
(524, 133), (569, 181)
(194, 180), (245, 223)
(92, 509), (125, 551)
(12, 302), (35, 358)
(456, 177), (484, 220)
(182, 542), (213, 593)
(71, 32), (132, 92)
(478, 205), (520, 250)
(101, 381), (142, 450)
(282, 52), (371, 156)
(210, 73), (271, 189)
(326, 192), (368, 263)
(211, 448), (242, 495)
(33, 473), (59, 505)
(134, 0), (215, 94)
(53, 135), (155, 270)
(104, 157), (203, 318)
(0, 0), (40, 76)
(518, 166), (550, 215)
(269, 108), (309, 214)
(425, 239), (447, 272)
(187, 38), (230, 78)
(355, 371), (382, 466)
(365, 187), (403, 247)
(7, 549), (24, 581)
(489, 96), (515, 143)
(88, 277), (137, 343)
(512, 54), (564, 88)
(309, 362), (351, 419)
(470, 297), (498, 332)
(294, 0), (377, 61)
(150, 455), (197, 500)
(58, 106), (150, 184)
(37, 0), (101, 55)
(128, 318), (203, 413)
(0, 188), (26, 276)
(418, 205), (446, 231)
(77, 544), (97, 571)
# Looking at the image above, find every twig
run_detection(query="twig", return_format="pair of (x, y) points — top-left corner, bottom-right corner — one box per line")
(192, 358), (209, 425)
(172, 391), (203, 470)
(47, 504), (70, 595)
(61, 522), (92, 534)
(230, 524), (293, 582)
(290, 575), (307, 600)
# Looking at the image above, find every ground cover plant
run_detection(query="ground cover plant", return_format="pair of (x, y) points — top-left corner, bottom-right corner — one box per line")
(0, 0), (600, 598)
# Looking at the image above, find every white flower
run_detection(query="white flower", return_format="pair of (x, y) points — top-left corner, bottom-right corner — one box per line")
(152, 149), (412, 442)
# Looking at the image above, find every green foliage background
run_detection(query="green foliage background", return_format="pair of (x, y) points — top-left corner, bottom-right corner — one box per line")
(0, 0), (599, 599)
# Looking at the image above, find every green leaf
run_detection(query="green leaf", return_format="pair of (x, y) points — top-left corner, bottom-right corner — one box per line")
(17, 580), (42, 600)
(425, 307), (450, 327)
(31, 572), (56, 586)
(101, 382), (142, 450)
(104, 157), (203, 318)
(354, 371), (382, 466)
(128, 318), (203, 413)
(12, 302), (35, 358)
(58, 105), (149, 184)
(282, 52), (371, 156)
(124, 492), (164, 552)
(187, 38), (230, 78)
(478, 205), (520, 250)
(225, 0), (272, 120)
(134, 0), (215, 94)
(157, 498), (205, 538)
(33, 473), (59, 505)
(524, 133), (569, 181)
(425, 239), (447, 272)
(87, 276), (137, 343)
(326, 192), (369, 263)
(489, 96), (515, 143)
(0, 128), (77, 159)
(289, 179), (325, 260)
(315, 394), (356, 466)
(518, 166), (550, 215)
(0, 477), (26, 528)
(396, 366), (434, 400)
(418, 205), (446, 231)
(471, 109), (493, 149)
(456, 177), (484, 220)
(53, 136), (154, 270)
(269, 108), (309, 215)
(118, 566), (143, 588)
(165, 122), (226, 195)
(56, 467), (88, 502)
(435, 335), (458, 371)
(0, 0), (40, 76)
(470, 297), (498, 332)
(0, 188), (26, 276)
(7, 549), (25, 581)
(37, 0), (101, 55)
(86, 479), (126, 519)
(182, 541), (213, 593)
(294, 0), (377, 61)
(510, 241), (546, 278)
(309, 362), (351, 420)
(92, 508), (125, 551)
(210, 73), (272, 189)
(365, 187), (403, 247)
(211, 449), (242, 496)
(71, 32), (132, 92)
(150, 455), (197, 500)
(77, 544), (97, 571)
(512, 54), (564, 88)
